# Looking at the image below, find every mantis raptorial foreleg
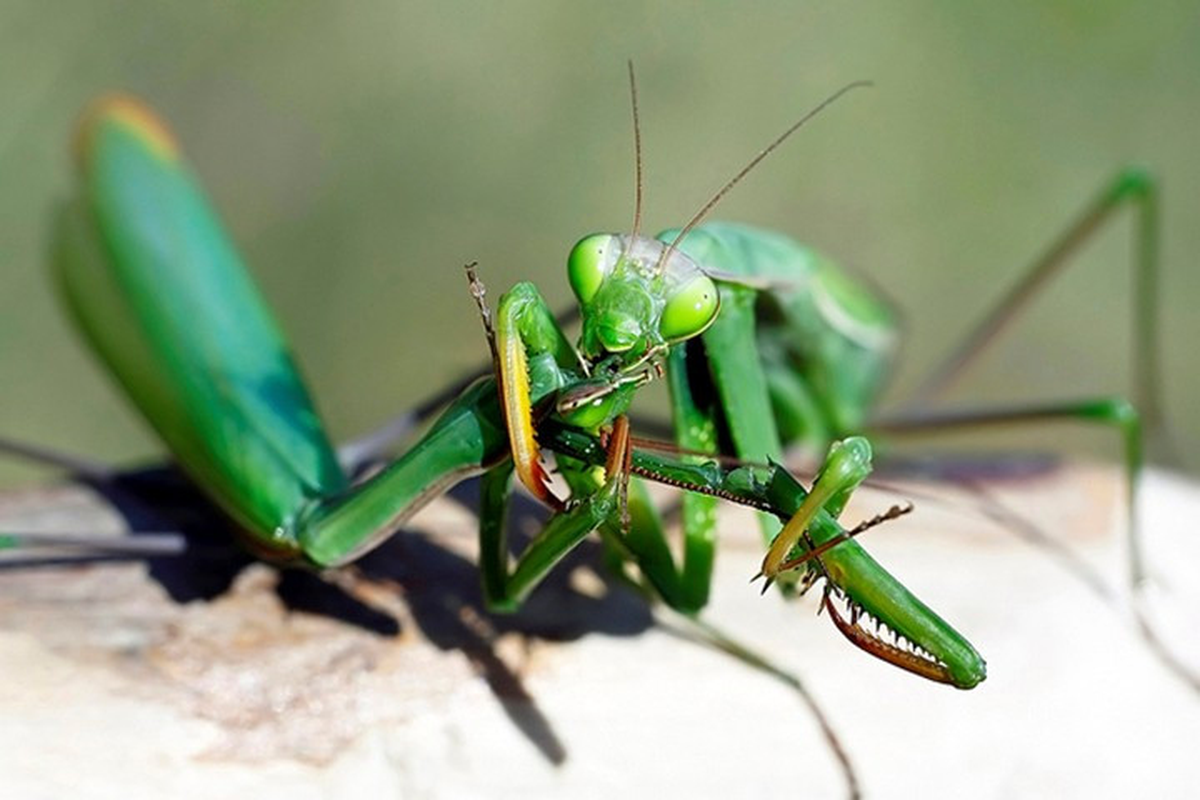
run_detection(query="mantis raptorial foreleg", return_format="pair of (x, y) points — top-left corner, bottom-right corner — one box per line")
(634, 278), (798, 613)
(493, 282), (582, 509)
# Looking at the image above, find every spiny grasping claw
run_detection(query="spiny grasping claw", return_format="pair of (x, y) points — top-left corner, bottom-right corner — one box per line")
(823, 591), (960, 685)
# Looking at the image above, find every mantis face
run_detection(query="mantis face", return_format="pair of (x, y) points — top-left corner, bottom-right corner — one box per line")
(567, 233), (720, 377)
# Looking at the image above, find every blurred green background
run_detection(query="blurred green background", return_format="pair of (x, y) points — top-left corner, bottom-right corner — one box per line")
(0, 1), (1197, 485)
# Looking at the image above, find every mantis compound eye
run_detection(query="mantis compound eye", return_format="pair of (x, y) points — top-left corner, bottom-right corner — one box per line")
(567, 233), (619, 304)
(659, 272), (720, 341)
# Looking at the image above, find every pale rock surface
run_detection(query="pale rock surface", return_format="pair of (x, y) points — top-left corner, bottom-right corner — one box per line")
(1, 462), (1197, 798)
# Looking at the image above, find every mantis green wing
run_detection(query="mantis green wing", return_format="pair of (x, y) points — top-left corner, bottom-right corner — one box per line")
(53, 97), (347, 554)
(47, 96), (644, 579)
(660, 221), (898, 452)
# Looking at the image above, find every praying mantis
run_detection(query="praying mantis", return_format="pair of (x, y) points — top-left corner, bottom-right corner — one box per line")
(2, 64), (1182, 705)
(0, 66), (995, 694)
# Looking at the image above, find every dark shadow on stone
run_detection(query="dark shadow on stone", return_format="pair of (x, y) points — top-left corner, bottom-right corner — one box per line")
(82, 466), (404, 636)
(50, 463), (658, 767)
(86, 465), (254, 601)
(276, 568), (402, 636)
(345, 476), (657, 766)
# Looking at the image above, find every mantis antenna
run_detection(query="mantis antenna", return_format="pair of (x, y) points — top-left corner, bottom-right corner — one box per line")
(627, 60), (645, 247)
(657, 79), (874, 274)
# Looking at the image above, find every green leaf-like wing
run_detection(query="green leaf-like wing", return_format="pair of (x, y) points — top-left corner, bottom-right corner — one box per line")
(661, 221), (897, 439)
(54, 97), (346, 545)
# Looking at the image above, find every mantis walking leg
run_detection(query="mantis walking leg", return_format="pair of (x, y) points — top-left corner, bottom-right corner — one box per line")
(906, 170), (1163, 429)
(884, 170), (1164, 589)
(875, 171), (1197, 691)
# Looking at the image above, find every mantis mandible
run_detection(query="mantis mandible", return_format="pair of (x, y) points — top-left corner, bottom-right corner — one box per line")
(0, 68), (1003, 691)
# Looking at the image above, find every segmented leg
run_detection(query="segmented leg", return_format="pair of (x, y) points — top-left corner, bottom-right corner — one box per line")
(885, 170), (1165, 591)
(760, 437), (873, 580)
(478, 416), (632, 613)
(880, 171), (1196, 692)
(906, 171), (1162, 429)
(873, 397), (1144, 583)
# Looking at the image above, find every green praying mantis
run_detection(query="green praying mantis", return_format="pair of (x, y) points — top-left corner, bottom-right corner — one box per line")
(3, 66), (1182, 698)
(38, 76), (986, 689)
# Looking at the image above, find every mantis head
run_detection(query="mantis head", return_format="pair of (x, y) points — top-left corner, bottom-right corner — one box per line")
(551, 232), (718, 424)
(568, 232), (720, 366)
(555, 66), (869, 419)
